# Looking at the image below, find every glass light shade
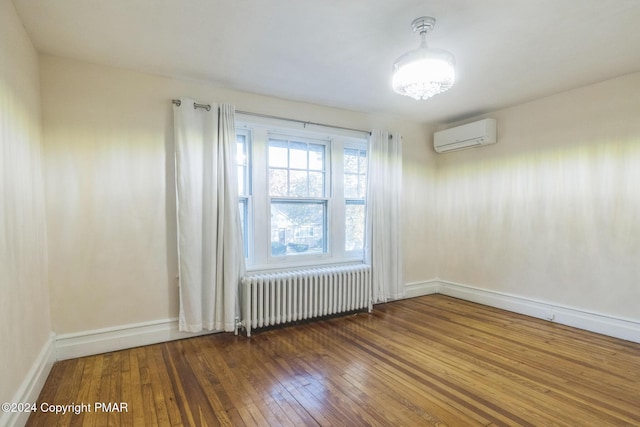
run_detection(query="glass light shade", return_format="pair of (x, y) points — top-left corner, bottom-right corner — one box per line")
(392, 46), (455, 100)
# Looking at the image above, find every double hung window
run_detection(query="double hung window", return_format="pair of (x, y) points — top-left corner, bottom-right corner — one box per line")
(236, 129), (251, 257)
(343, 147), (367, 255)
(268, 136), (328, 258)
(236, 121), (367, 269)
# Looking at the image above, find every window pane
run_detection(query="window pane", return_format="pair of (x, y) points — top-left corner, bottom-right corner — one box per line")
(344, 147), (367, 199)
(269, 169), (288, 196)
(358, 150), (367, 174)
(269, 139), (288, 168)
(271, 201), (326, 256)
(344, 148), (359, 174)
(345, 146), (367, 254)
(239, 199), (248, 257)
(308, 171), (324, 197)
(289, 141), (308, 169)
(358, 175), (367, 198)
(236, 134), (248, 195)
(236, 137), (246, 166)
(237, 166), (245, 195)
(344, 174), (358, 198)
(269, 138), (327, 202)
(289, 170), (308, 196)
(345, 201), (365, 252)
(309, 144), (325, 171)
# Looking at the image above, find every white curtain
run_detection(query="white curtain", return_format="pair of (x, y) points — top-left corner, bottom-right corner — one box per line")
(174, 99), (245, 332)
(365, 130), (404, 303)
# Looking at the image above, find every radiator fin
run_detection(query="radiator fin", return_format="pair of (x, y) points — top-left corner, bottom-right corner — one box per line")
(241, 264), (372, 336)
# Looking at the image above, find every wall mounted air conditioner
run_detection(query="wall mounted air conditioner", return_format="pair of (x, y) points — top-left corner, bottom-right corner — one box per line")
(434, 118), (497, 153)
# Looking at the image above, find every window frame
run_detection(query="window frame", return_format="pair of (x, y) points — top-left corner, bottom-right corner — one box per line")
(237, 119), (367, 271)
(342, 144), (368, 258)
(267, 133), (331, 264)
(236, 129), (253, 261)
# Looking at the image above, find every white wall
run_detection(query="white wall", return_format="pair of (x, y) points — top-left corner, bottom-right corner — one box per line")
(40, 54), (639, 343)
(4, 2), (637, 417)
(0, 0), (52, 421)
(436, 73), (640, 321)
(40, 55), (436, 335)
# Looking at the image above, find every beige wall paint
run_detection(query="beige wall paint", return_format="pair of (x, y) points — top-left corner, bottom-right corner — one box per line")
(404, 123), (438, 284)
(0, 0), (51, 404)
(436, 73), (640, 320)
(40, 55), (436, 334)
(39, 47), (638, 339)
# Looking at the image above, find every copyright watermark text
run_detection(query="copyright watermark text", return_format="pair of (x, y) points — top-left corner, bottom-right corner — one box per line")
(2, 401), (128, 414)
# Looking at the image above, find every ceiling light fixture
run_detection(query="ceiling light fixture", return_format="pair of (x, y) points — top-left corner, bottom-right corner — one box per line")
(392, 16), (456, 100)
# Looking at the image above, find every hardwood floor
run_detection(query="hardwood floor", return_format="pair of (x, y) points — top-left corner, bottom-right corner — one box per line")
(28, 295), (640, 426)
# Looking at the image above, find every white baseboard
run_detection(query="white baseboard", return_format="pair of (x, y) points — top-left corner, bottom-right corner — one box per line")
(404, 279), (640, 344)
(48, 279), (640, 360)
(55, 318), (219, 360)
(0, 333), (55, 427)
(404, 279), (441, 298)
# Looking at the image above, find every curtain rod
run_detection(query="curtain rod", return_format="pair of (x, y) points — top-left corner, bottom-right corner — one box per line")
(172, 99), (371, 135)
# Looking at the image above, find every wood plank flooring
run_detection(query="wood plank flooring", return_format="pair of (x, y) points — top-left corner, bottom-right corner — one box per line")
(28, 295), (640, 426)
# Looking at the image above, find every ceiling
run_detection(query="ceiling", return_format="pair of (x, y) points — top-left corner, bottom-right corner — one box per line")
(12, 0), (640, 124)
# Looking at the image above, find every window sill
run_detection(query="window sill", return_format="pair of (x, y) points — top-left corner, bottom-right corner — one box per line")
(246, 258), (365, 275)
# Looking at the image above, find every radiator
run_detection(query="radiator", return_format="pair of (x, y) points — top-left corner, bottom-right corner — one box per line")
(241, 264), (372, 336)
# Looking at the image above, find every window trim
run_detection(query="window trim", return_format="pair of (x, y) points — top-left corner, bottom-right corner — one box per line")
(237, 119), (367, 271)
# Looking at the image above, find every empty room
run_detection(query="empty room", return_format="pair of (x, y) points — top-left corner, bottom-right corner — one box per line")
(2, 0), (639, 426)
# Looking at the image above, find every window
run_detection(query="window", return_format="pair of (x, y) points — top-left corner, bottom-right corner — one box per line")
(237, 121), (367, 268)
(236, 130), (251, 258)
(343, 147), (367, 254)
(268, 136), (328, 257)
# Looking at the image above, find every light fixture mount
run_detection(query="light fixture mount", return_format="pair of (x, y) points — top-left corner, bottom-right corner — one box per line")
(392, 16), (456, 100)
(411, 16), (436, 35)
